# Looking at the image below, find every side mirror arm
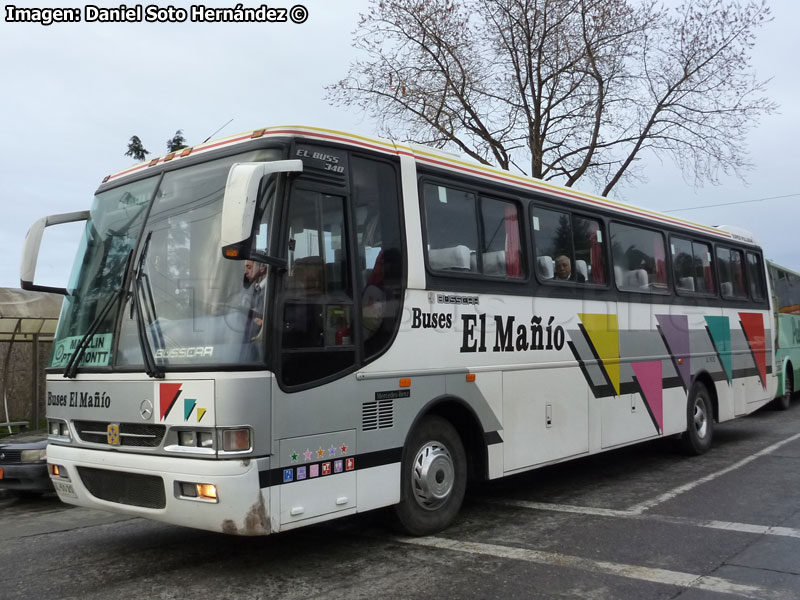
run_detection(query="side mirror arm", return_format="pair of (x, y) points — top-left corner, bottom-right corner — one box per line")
(21, 210), (90, 294)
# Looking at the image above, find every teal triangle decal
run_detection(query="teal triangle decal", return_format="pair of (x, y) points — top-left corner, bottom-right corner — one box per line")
(705, 316), (732, 384)
(184, 398), (197, 421)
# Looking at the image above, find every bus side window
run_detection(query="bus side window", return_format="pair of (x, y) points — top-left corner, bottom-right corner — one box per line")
(610, 223), (668, 292)
(746, 252), (766, 301)
(672, 237), (715, 295)
(423, 183), (479, 273)
(532, 206), (574, 281)
(351, 156), (403, 361)
(533, 207), (606, 285)
(479, 197), (523, 278)
(717, 246), (747, 299)
(573, 215), (606, 285)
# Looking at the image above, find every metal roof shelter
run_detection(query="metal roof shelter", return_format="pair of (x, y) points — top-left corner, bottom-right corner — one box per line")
(0, 288), (63, 433)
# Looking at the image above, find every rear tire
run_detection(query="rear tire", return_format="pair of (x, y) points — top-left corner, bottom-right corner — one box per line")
(775, 367), (793, 411)
(394, 415), (466, 536)
(680, 381), (714, 455)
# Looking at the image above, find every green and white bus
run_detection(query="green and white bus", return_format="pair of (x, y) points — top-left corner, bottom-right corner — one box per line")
(768, 260), (800, 410)
(22, 125), (777, 536)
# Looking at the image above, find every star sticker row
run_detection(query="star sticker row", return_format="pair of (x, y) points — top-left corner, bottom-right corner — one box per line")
(290, 444), (349, 463)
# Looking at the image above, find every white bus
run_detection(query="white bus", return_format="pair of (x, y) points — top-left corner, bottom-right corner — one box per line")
(22, 125), (776, 536)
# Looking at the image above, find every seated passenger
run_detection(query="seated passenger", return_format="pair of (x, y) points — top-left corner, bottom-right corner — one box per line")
(555, 255), (586, 282)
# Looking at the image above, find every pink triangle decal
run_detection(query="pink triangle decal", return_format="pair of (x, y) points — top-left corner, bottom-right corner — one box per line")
(632, 361), (663, 434)
(739, 312), (767, 389)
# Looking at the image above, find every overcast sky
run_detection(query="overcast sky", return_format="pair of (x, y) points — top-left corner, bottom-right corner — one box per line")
(1, 0), (798, 290)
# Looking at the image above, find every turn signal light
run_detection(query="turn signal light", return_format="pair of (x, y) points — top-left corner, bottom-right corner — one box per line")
(179, 481), (218, 502)
(197, 484), (218, 501)
(222, 428), (251, 452)
(49, 463), (67, 478)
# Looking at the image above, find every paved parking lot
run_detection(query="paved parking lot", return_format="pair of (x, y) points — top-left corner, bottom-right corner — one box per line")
(2, 402), (800, 599)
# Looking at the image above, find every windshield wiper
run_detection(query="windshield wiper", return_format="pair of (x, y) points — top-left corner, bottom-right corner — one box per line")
(132, 231), (164, 379)
(63, 250), (134, 379)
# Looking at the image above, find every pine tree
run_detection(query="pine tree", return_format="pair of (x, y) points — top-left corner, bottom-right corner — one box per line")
(124, 136), (150, 161)
(166, 130), (188, 152)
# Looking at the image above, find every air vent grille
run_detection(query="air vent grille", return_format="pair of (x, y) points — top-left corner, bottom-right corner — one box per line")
(362, 399), (394, 431)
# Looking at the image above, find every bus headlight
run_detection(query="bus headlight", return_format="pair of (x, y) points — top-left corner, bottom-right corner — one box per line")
(48, 419), (70, 440)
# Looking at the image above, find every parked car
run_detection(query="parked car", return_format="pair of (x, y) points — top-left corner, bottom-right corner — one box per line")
(0, 431), (53, 496)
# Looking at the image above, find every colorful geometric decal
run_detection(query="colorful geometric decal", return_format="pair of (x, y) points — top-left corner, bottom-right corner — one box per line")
(704, 316), (732, 384)
(159, 382), (182, 421)
(578, 313), (621, 395)
(655, 314), (691, 391)
(154, 380), (214, 426)
(184, 398), (196, 421)
(739, 312), (767, 389)
(632, 361), (664, 434)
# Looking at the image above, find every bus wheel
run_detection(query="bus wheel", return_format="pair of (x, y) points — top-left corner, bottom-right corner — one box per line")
(680, 381), (714, 455)
(395, 415), (466, 536)
(776, 369), (793, 411)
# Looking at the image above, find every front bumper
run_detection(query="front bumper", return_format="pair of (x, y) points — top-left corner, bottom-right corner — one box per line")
(0, 462), (53, 492)
(47, 444), (271, 535)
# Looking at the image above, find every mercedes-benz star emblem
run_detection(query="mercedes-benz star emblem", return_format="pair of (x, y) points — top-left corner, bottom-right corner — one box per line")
(140, 399), (153, 420)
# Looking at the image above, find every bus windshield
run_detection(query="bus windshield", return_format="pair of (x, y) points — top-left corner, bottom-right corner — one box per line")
(50, 148), (283, 371)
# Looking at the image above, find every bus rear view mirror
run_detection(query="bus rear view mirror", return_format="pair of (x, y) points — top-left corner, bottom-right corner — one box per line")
(220, 160), (303, 259)
(21, 210), (90, 295)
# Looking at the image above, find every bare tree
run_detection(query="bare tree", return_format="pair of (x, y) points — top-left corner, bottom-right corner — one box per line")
(328, 0), (775, 195)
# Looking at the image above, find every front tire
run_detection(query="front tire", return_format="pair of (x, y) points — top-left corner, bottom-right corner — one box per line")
(680, 381), (714, 455)
(395, 415), (466, 536)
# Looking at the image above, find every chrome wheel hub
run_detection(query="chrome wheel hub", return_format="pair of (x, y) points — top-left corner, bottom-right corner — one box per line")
(411, 441), (454, 510)
(693, 399), (708, 439)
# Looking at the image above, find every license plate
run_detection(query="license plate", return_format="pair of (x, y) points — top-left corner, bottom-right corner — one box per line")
(53, 480), (77, 498)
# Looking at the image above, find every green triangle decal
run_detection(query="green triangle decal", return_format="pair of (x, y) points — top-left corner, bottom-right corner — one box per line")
(705, 316), (732, 384)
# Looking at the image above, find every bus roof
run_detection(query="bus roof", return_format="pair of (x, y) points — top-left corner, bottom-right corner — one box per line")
(103, 124), (755, 245)
(767, 259), (800, 278)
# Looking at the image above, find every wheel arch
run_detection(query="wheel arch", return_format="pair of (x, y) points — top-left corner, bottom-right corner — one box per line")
(781, 358), (794, 395)
(404, 395), (489, 483)
(691, 370), (719, 422)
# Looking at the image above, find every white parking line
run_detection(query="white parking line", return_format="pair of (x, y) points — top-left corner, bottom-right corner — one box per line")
(628, 432), (800, 514)
(488, 498), (800, 539)
(394, 535), (796, 599)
